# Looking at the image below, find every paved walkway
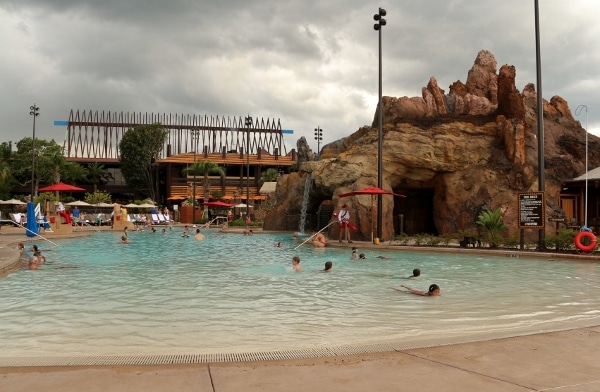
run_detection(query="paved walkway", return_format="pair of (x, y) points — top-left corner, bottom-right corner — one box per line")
(1, 226), (599, 391)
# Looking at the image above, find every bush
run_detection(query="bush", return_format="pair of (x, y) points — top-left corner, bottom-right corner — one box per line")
(476, 208), (507, 248)
(545, 228), (577, 251)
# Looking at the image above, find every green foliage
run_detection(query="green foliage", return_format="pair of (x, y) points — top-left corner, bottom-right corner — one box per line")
(476, 208), (507, 248)
(228, 218), (245, 227)
(544, 228), (578, 251)
(413, 233), (426, 246)
(34, 192), (60, 205)
(86, 162), (113, 192)
(61, 161), (88, 184)
(184, 160), (226, 200)
(503, 234), (520, 249)
(10, 138), (67, 194)
(84, 190), (112, 205)
(119, 123), (168, 202)
(439, 233), (453, 246)
(260, 168), (279, 185)
(424, 235), (442, 246)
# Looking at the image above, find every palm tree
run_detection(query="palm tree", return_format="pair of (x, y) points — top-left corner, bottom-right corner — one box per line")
(184, 160), (226, 202)
(476, 208), (507, 248)
(86, 162), (114, 192)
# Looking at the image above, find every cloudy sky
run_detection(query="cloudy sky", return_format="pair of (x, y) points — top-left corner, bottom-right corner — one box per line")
(1, 0), (599, 154)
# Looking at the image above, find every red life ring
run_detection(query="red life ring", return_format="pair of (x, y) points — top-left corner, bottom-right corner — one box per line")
(574, 231), (597, 252)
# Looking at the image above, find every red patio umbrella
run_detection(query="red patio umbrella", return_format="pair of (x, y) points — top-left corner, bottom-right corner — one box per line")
(338, 187), (406, 242)
(38, 182), (85, 192)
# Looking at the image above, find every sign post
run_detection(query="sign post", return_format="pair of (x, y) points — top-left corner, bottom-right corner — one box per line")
(518, 192), (545, 249)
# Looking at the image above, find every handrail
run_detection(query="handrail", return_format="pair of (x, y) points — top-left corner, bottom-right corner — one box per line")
(15, 222), (60, 247)
(294, 220), (337, 250)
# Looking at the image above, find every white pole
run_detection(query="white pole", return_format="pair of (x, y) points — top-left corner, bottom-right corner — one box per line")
(576, 105), (588, 228)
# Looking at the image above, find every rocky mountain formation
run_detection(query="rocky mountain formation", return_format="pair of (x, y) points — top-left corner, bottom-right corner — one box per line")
(264, 50), (600, 241)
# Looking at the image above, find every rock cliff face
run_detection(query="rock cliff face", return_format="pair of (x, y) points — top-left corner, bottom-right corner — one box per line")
(264, 50), (600, 241)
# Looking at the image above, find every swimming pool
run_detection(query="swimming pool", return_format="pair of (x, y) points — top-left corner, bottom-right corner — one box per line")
(0, 230), (599, 361)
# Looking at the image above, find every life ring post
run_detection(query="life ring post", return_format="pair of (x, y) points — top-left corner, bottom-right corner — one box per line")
(574, 231), (597, 253)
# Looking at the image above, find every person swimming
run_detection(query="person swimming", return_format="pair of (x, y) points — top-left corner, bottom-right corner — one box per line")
(317, 261), (333, 272)
(292, 256), (303, 272)
(394, 284), (440, 296)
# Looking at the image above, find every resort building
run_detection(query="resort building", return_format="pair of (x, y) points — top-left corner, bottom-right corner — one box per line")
(60, 110), (297, 205)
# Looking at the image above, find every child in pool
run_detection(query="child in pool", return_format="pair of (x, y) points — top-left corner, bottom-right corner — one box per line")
(394, 284), (440, 296)
(292, 256), (303, 272)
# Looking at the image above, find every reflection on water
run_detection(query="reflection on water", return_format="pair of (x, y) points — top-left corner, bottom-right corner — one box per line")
(0, 230), (598, 357)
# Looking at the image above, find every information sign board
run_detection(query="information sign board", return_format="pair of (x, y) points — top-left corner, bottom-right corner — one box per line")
(518, 192), (545, 229)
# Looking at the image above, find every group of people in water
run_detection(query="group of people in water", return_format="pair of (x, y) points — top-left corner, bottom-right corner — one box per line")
(290, 232), (440, 296)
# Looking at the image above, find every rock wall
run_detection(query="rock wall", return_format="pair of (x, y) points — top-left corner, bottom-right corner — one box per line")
(265, 50), (600, 241)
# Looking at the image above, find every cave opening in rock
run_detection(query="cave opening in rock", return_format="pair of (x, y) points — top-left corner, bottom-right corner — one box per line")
(392, 188), (437, 236)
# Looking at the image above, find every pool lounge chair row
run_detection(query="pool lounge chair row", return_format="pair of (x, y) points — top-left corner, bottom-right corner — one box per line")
(151, 213), (172, 225)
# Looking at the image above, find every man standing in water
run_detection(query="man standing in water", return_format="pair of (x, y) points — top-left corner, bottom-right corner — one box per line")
(337, 204), (352, 243)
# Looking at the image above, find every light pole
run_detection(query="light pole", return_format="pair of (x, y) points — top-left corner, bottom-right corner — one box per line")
(191, 129), (200, 224)
(575, 105), (589, 228)
(29, 104), (40, 199)
(245, 115), (253, 218)
(534, 0), (546, 250)
(314, 127), (323, 156)
(374, 7), (386, 242)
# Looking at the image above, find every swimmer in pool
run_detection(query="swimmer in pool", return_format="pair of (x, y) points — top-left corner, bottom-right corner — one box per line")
(359, 253), (366, 260)
(394, 284), (440, 296)
(408, 268), (421, 278)
(351, 247), (358, 260)
(312, 232), (327, 248)
(120, 235), (131, 243)
(194, 228), (205, 241)
(28, 251), (43, 270)
(292, 256), (303, 272)
(316, 261), (333, 272)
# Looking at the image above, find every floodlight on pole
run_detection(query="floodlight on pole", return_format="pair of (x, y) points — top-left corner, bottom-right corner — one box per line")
(314, 127), (323, 156)
(29, 104), (40, 199)
(373, 7), (386, 242)
(191, 129), (200, 224)
(245, 115), (253, 218)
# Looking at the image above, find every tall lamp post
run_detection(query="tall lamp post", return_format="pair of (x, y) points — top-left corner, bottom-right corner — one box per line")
(29, 104), (40, 199)
(314, 127), (323, 156)
(575, 105), (588, 228)
(373, 7), (386, 242)
(245, 115), (253, 218)
(191, 129), (200, 224)
(534, 0), (546, 250)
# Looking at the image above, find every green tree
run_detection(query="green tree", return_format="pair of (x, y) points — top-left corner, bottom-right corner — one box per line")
(119, 123), (168, 202)
(476, 207), (507, 248)
(84, 190), (112, 205)
(183, 160), (226, 201)
(86, 162), (113, 192)
(0, 160), (13, 199)
(10, 138), (66, 195)
(61, 161), (89, 185)
(260, 168), (279, 185)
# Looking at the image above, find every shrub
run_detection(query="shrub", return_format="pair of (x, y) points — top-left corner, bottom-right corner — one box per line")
(476, 208), (507, 248)
(545, 228), (577, 251)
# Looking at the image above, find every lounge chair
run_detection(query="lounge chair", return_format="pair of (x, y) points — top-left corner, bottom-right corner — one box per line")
(151, 213), (160, 225)
(157, 213), (167, 224)
(11, 213), (25, 226)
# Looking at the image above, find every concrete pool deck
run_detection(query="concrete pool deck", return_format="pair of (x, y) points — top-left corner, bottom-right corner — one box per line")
(1, 226), (599, 391)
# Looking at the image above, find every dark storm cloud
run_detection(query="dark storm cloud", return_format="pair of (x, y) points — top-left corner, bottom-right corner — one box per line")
(0, 0), (598, 153)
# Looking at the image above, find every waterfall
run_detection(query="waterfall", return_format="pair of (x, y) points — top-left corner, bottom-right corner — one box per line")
(298, 173), (312, 234)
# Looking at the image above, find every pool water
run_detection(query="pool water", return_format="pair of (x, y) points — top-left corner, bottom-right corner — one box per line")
(0, 229), (599, 358)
